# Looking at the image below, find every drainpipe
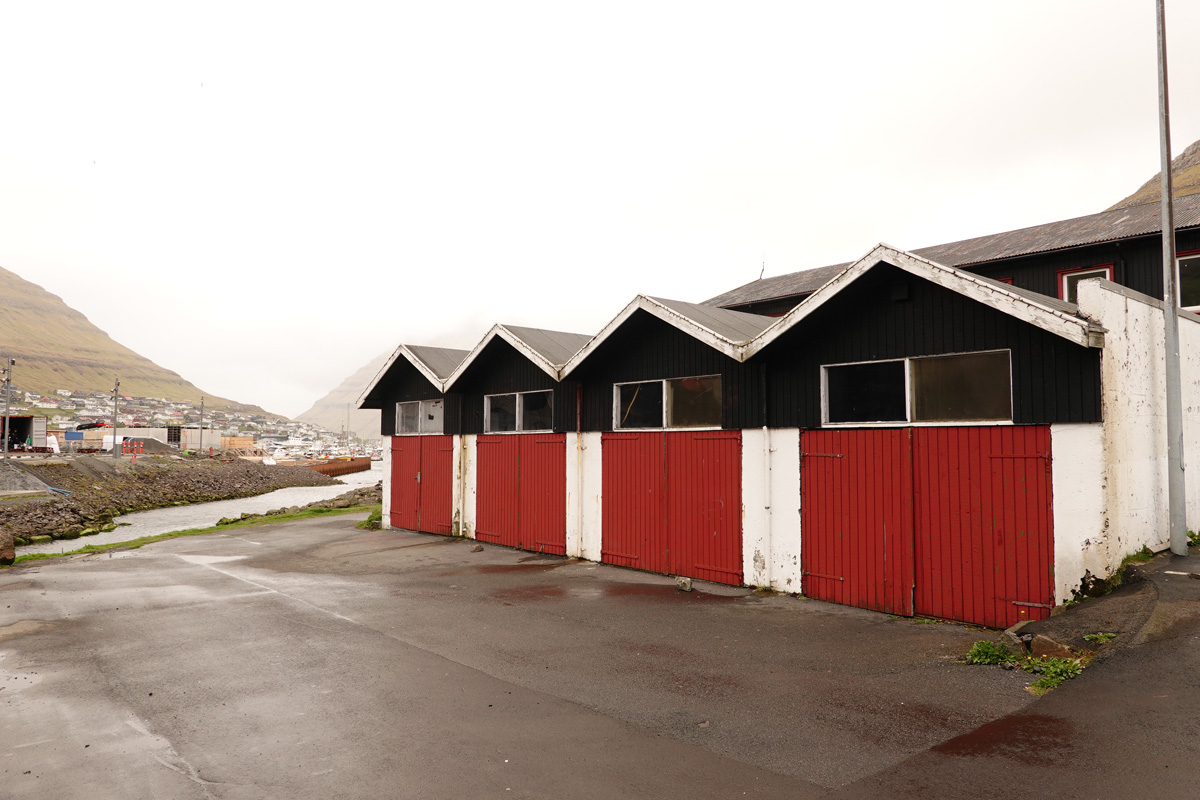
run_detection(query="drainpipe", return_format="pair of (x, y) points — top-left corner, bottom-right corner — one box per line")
(1157, 0), (1187, 555)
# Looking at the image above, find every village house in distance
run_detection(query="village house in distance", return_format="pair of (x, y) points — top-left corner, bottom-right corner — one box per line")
(361, 192), (1200, 630)
(1, 388), (352, 457)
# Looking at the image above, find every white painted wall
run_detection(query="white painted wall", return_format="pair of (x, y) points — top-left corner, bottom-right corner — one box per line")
(381, 439), (392, 529)
(740, 427), (803, 592)
(1050, 423), (1107, 603)
(566, 431), (603, 561)
(1076, 280), (1200, 580)
(457, 434), (478, 539)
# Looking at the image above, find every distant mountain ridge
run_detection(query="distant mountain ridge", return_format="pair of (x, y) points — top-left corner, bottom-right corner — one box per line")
(293, 352), (388, 441)
(1109, 137), (1200, 210)
(0, 265), (273, 415)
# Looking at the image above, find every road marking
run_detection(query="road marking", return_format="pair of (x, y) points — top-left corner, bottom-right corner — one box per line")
(177, 555), (359, 625)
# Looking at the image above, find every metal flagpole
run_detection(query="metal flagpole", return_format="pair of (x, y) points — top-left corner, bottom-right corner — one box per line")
(112, 378), (121, 459)
(1156, 0), (1187, 555)
(2, 359), (13, 461)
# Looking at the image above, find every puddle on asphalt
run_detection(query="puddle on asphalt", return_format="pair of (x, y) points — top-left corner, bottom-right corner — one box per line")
(931, 713), (1073, 765)
(602, 583), (744, 602)
(475, 562), (566, 574)
(486, 581), (746, 604)
(491, 584), (568, 602)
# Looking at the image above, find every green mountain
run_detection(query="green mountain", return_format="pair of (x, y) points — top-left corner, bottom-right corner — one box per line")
(1109, 136), (1200, 210)
(0, 265), (272, 415)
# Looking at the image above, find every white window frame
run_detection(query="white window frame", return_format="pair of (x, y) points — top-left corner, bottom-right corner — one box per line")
(484, 390), (554, 433)
(394, 399), (444, 435)
(1058, 265), (1112, 304)
(612, 375), (722, 430)
(821, 350), (1013, 428)
(1179, 253), (1200, 311)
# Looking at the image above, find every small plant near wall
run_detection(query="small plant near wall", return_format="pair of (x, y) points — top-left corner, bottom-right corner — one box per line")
(1188, 530), (1200, 547)
(964, 639), (1013, 665)
(963, 639), (1090, 695)
(1025, 656), (1084, 695)
(1082, 632), (1117, 645)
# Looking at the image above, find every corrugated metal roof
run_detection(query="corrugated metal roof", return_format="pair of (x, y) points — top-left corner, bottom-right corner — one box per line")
(406, 345), (471, 381)
(704, 263), (848, 308)
(501, 325), (592, 368)
(707, 194), (1200, 308)
(647, 296), (777, 342)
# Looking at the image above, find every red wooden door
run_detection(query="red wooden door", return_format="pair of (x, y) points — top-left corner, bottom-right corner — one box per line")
(419, 435), (456, 535)
(800, 430), (915, 615)
(666, 431), (743, 585)
(519, 434), (567, 555)
(475, 435), (521, 547)
(389, 436), (422, 531)
(912, 427), (1054, 628)
(601, 432), (668, 574)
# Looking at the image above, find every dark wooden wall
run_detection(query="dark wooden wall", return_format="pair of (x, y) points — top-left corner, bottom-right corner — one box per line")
(963, 230), (1200, 301)
(752, 262), (1103, 427)
(451, 338), (577, 434)
(572, 311), (762, 431)
(366, 359), (448, 437)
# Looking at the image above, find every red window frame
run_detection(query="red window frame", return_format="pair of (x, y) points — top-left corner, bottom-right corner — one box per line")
(1057, 263), (1113, 302)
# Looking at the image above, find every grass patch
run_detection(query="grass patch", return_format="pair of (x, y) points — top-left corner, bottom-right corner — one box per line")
(963, 639), (1091, 694)
(1082, 632), (1117, 645)
(355, 505), (383, 530)
(1025, 656), (1086, 695)
(7, 504), (376, 565)
(965, 639), (1013, 665)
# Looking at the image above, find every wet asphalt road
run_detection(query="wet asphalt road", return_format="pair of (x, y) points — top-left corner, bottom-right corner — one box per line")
(2, 515), (1044, 799)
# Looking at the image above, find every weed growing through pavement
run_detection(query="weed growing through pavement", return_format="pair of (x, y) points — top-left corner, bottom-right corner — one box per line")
(963, 639), (1091, 694)
(965, 640), (1013, 665)
(1082, 632), (1117, 645)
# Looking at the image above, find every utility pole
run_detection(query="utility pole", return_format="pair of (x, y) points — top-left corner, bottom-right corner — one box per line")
(1, 358), (13, 461)
(199, 396), (204, 456)
(1157, 0), (1187, 555)
(111, 378), (121, 459)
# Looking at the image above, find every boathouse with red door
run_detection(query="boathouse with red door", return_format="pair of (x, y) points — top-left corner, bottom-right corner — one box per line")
(358, 344), (467, 536)
(441, 324), (591, 555)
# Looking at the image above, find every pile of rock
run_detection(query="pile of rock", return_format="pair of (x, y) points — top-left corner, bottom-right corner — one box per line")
(0, 456), (339, 557)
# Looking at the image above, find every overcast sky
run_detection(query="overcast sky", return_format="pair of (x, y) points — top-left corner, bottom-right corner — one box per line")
(2, 2), (1198, 418)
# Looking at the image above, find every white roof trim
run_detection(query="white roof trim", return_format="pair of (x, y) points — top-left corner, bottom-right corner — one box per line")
(356, 345), (448, 408)
(742, 244), (1101, 358)
(561, 295), (746, 378)
(442, 324), (563, 389)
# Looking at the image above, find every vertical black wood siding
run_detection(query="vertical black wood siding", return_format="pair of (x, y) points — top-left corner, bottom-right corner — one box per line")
(452, 338), (577, 435)
(754, 262), (1102, 427)
(370, 359), (448, 437)
(962, 230), (1200, 302)
(573, 311), (762, 431)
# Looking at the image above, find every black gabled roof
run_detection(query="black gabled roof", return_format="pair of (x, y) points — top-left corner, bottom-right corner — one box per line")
(357, 345), (470, 409)
(706, 193), (1200, 309)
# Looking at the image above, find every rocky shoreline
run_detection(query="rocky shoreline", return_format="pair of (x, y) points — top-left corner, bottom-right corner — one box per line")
(0, 457), (374, 564)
